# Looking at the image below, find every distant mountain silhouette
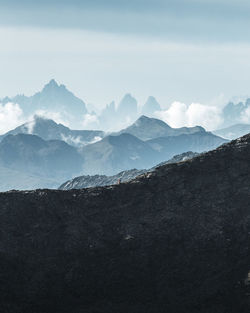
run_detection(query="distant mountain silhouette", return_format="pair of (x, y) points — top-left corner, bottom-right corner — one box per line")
(116, 115), (206, 141)
(0, 166), (59, 191)
(0, 115), (105, 147)
(222, 99), (250, 127)
(0, 134), (84, 182)
(99, 94), (139, 130)
(0, 116), (227, 189)
(117, 93), (138, 118)
(141, 96), (161, 117)
(2, 79), (88, 128)
(147, 132), (227, 163)
(213, 123), (250, 140)
(80, 121), (227, 175)
(80, 133), (156, 175)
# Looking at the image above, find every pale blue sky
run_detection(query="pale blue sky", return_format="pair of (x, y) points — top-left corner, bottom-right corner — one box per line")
(1, 0), (250, 108)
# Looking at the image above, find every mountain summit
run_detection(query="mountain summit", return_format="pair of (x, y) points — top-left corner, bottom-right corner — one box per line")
(117, 115), (206, 140)
(0, 115), (104, 147)
(142, 96), (161, 116)
(2, 80), (88, 128)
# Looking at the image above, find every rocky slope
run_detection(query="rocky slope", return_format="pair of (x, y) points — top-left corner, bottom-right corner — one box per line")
(1, 135), (250, 312)
(59, 151), (198, 190)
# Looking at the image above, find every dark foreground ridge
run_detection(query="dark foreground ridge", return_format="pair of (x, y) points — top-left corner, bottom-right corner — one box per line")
(1, 136), (250, 313)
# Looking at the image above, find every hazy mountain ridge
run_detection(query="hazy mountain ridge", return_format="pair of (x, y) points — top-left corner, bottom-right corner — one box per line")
(213, 123), (250, 140)
(0, 133), (84, 183)
(0, 115), (227, 190)
(0, 166), (59, 191)
(1, 79), (88, 128)
(115, 115), (206, 141)
(2, 79), (250, 133)
(0, 115), (105, 147)
(80, 121), (227, 175)
(222, 98), (250, 127)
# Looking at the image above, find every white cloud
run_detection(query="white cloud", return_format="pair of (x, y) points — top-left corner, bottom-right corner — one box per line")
(82, 113), (100, 129)
(0, 102), (24, 134)
(155, 101), (223, 131)
(33, 110), (70, 127)
(241, 106), (250, 123)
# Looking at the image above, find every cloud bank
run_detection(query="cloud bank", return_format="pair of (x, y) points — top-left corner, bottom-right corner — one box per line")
(155, 102), (223, 131)
(0, 102), (24, 134)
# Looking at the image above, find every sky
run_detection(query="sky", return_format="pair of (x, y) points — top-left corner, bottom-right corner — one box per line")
(0, 0), (250, 131)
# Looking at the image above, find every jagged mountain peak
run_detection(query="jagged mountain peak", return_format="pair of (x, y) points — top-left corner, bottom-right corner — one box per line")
(46, 78), (59, 87)
(117, 93), (138, 115)
(134, 115), (170, 127)
(142, 96), (161, 116)
(40, 79), (70, 95)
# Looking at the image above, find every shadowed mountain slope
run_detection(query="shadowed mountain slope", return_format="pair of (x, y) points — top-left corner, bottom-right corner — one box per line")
(0, 133), (84, 182)
(81, 129), (227, 175)
(1, 135), (250, 312)
(80, 133), (157, 175)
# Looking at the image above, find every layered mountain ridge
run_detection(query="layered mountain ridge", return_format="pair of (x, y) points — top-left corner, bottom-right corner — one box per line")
(0, 115), (227, 190)
(0, 115), (105, 147)
(1, 134), (250, 312)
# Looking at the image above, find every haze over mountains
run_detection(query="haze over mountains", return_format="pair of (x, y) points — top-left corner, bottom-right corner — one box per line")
(0, 115), (105, 147)
(0, 113), (227, 191)
(2, 80), (250, 191)
(2, 79), (250, 134)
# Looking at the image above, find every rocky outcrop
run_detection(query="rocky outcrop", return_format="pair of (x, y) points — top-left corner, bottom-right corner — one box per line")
(1, 136), (250, 312)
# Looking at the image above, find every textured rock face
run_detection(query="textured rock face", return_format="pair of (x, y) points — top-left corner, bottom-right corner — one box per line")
(1, 136), (250, 312)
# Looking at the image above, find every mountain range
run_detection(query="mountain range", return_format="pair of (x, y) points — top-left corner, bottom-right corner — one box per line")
(2, 79), (250, 134)
(115, 115), (206, 140)
(0, 115), (227, 190)
(1, 134), (250, 313)
(0, 80), (163, 131)
(2, 79), (88, 128)
(0, 115), (105, 147)
(0, 133), (84, 189)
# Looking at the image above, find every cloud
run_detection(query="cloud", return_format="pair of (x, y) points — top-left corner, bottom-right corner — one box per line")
(0, 102), (24, 134)
(155, 101), (223, 131)
(82, 113), (100, 130)
(241, 106), (250, 123)
(33, 110), (70, 127)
